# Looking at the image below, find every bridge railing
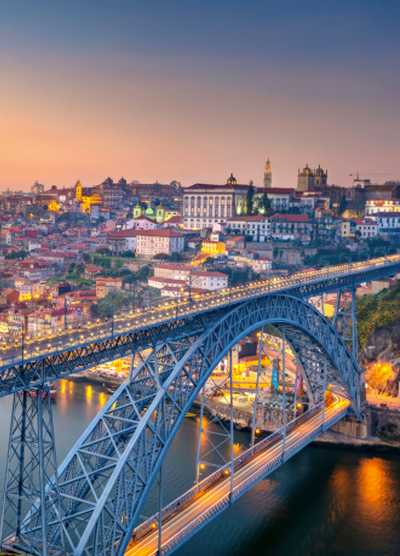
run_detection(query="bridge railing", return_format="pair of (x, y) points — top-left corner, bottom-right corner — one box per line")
(132, 401), (327, 541)
(1, 255), (399, 368)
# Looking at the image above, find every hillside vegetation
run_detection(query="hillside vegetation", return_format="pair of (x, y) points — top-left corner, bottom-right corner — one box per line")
(358, 281), (400, 350)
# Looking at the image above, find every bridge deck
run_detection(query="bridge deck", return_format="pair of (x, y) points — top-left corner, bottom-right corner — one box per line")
(1, 255), (399, 368)
(127, 396), (350, 556)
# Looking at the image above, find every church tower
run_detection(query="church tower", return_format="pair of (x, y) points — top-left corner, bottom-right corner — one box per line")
(264, 158), (272, 188)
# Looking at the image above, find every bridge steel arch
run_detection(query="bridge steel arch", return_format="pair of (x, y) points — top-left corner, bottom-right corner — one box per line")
(20, 293), (362, 556)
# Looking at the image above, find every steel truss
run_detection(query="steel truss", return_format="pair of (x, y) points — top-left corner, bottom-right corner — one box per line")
(0, 259), (399, 398)
(9, 293), (363, 556)
(0, 386), (61, 556)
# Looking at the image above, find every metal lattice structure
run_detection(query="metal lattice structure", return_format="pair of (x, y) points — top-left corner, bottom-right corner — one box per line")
(1, 257), (400, 555)
(5, 293), (364, 555)
(0, 387), (61, 555)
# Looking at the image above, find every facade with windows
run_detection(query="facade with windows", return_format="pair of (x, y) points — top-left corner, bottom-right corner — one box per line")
(183, 183), (248, 230)
(372, 212), (400, 237)
(270, 214), (314, 242)
(136, 229), (185, 257)
(227, 215), (271, 241)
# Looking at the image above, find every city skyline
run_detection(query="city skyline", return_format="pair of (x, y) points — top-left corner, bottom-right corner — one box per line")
(1, 0), (399, 190)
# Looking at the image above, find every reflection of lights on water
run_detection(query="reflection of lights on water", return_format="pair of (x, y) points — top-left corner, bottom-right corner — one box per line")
(60, 379), (67, 396)
(69, 381), (74, 394)
(356, 458), (392, 519)
(98, 392), (107, 407)
(85, 384), (93, 403)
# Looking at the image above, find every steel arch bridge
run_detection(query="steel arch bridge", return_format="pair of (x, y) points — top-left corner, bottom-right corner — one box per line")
(1, 255), (400, 556)
(12, 293), (361, 555)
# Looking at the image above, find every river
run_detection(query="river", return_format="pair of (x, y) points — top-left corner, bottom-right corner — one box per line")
(0, 380), (399, 556)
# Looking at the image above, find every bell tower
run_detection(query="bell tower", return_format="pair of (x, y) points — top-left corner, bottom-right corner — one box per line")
(264, 158), (272, 188)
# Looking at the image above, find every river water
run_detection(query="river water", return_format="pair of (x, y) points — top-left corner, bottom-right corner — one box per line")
(0, 380), (399, 556)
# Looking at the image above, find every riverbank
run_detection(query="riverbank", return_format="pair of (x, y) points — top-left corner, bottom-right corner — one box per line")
(69, 371), (122, 391)
(203, 397), (400, 454)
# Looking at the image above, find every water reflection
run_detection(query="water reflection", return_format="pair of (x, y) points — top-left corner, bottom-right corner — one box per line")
(356, 457), (394, 522)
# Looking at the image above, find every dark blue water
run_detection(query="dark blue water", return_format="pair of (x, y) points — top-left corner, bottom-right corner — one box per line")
(1, 380), (399, 556)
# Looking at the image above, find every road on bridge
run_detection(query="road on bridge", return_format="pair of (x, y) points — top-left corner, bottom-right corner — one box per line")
(1, 255), (399, 367)
(127, 394), (350, 556)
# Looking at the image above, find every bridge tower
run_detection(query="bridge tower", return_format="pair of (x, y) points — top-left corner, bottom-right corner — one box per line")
(0, 386), (62, 555)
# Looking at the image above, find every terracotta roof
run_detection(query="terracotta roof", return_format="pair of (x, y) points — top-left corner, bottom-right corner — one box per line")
(271, 213), (310, 223)
(192, 270), (227, 278)
(228, 215), (268, 222)
(185, 183), (248, 191)
(154, 262), (192, 271)
(107, 230), (138, 239)
(136, 228), (183, 238)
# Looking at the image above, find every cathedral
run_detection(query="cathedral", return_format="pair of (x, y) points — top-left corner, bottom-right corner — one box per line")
(297, 164), (328, 191)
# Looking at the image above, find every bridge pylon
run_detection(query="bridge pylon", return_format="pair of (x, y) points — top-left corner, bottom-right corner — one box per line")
(0, 385), (63, 556)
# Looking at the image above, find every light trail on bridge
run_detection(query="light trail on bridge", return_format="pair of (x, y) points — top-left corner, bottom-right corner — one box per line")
(1, 255), (399, 366)
(127, 393), (350, 556)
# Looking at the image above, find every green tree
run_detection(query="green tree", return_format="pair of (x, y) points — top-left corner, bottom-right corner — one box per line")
(246, 184), (255, 215)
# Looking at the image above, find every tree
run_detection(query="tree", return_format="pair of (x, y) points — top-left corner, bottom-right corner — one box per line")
(338, 196), (347, 215)
(5, 250), (28, 260)
(246, 184), (255, 215)
(260, 192), (271, 214)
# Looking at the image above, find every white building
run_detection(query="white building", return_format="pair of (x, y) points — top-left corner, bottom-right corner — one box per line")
(124, 217), (157, 230)
(232, 255), (272, 273)
(227, 215), (271, 241)
(372, 212), (400, 235)
(365, 200), (400, 215)
(153, 262), (192, 282)
(183, 182), (248, 230)
(136, 229), (185, 257)
(261, 188), (294, 212)
(107, 230), (137, 253)
(355, 219), (379, 239)
(191, 271), (228, 291)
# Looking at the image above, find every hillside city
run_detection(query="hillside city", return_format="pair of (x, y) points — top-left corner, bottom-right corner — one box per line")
(0, 160), (399, 344)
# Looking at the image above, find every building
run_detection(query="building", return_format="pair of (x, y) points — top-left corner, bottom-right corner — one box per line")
(95, 277), (123, 299)
(263, 158), (272, 188)
(297, 164), (328, 192)
(191, 270), (228, 291)
(200, 240), (227, 256)
(106, 230), (137, 254)
(183, 181), (249, 230)
(153, 263), (192, 282)
(227, 215), (271, 242)
(136, 228), (185, 257)
(261, 188), (295, 212)
(148, 264), (228, 297)
(232, 254), (272, 273)
(270, 213), (314, 242)
(372, 212), (400, 237)
(365, 199), (400, 215)
(340, 220), (357, 239)
(355, 219), (379, 239)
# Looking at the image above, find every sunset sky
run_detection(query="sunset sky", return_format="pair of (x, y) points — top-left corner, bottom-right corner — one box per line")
(1, 0), (399, 189)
